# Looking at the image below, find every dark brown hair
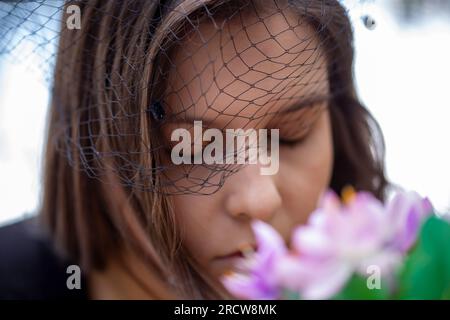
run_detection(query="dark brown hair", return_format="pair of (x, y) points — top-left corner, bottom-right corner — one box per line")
(41, 0), (388, 299)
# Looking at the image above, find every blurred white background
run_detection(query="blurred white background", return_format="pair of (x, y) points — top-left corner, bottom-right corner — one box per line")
(0, 0), (449, 226)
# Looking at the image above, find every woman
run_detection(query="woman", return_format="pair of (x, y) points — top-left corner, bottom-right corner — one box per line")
(0, 0), (387, 299)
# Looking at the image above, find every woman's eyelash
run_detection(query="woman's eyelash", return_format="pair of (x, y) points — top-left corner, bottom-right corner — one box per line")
(279, 123), (315, 146)
(279, 136), (305, 147)
(277, 115), (321, 147)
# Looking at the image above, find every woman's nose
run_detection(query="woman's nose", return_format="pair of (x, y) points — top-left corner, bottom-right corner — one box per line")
(224, 164), (282, 222)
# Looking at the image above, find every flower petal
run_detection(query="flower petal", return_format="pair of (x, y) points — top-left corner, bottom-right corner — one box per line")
(301, 263), (353, 300)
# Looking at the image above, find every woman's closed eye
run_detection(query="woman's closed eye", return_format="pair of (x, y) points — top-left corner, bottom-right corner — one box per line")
(162, 121), (224, 164)
(277, 121), (315, 147)
(279, 135), (307, 147)
(275, 105), (327, 148)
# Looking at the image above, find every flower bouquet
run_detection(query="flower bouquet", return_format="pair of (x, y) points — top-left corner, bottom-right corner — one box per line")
(222, 188), (450, 300)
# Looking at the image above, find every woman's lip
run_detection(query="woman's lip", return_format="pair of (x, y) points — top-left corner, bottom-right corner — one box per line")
(217, 244), (258, 260)
(218, 251), (244, 260)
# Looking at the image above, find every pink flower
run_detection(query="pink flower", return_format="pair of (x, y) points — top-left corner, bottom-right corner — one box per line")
(385, 191), (433, 252)
(285, 189), (432, 299)
(222, 189), (433, 300)
(222, 221), (287, 299)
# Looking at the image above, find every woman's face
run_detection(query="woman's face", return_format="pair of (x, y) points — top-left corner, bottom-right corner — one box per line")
(161, 7), (333, 279)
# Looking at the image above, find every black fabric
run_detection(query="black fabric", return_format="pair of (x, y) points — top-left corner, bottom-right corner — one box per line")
(0, 217), (88, 300)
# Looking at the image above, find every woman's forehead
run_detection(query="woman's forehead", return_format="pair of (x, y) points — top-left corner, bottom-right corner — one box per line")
(162, 4), (330, 126)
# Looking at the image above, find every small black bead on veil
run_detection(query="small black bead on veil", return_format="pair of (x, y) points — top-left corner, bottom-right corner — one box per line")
(149, 100), (166, 121)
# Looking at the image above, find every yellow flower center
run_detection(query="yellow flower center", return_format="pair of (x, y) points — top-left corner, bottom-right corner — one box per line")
(341, 185), (356, 205)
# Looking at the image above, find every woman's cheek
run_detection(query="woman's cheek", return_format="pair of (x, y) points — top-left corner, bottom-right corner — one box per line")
(278, 111), (334, 226)
(173, 197), (213, 266)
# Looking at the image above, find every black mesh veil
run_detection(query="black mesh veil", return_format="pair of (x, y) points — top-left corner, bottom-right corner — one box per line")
(0, 0), (371, 195)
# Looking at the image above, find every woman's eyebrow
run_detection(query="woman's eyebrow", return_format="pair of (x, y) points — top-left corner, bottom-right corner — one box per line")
(165, 93), (330, 126)
(166, 116), (214, 128)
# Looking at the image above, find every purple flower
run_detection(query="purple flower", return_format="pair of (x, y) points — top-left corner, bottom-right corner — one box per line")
(222, 220), (287, 299)
(222, 188), (433, 300)
(285, 189), (432, 299)
(385, 191), (433, 252)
